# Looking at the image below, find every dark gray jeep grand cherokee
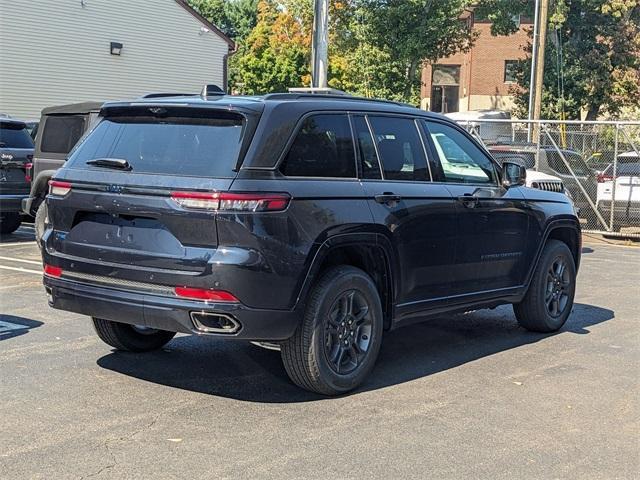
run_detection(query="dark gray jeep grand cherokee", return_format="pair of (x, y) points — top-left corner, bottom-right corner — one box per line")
(42, 93), (581, 395)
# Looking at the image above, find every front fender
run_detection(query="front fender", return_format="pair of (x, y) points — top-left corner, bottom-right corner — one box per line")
(524, 217), (582, 290)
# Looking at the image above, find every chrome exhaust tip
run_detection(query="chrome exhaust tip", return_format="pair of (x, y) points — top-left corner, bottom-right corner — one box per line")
(190, 312), (241, 334)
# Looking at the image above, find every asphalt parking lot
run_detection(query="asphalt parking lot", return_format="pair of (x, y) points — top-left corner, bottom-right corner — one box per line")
(0, 225), (638, 480)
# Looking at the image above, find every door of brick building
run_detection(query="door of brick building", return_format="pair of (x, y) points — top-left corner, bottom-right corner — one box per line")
(431, 65), (460, 114)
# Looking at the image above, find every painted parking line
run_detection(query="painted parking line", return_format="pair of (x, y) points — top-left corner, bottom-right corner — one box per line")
(0, 256), (42, 266)
(0, 265), (42, 275)
(0, 241), (38, 247)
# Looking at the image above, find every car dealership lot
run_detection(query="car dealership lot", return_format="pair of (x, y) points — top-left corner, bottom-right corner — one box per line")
(0, 226), (638, 480)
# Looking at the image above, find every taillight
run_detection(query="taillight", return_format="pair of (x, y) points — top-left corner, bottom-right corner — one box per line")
(174, 286), (239, 302)
(49, 180), (72, 196)
(170, 191), (290, 212)
(597, 174), (613, 183)
(25, 162), (33, 182)
(43, 264), (63, 277)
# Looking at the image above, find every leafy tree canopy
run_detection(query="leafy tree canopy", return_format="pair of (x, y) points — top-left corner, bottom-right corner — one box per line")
(189, 0), (640, 118)
(479, 0), (640, 119)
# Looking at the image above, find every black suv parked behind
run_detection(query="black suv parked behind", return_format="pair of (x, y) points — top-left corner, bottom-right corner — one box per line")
(22, 102), (103, 243)
(42, 92), (581, 395)
(0, 118), (34, 234)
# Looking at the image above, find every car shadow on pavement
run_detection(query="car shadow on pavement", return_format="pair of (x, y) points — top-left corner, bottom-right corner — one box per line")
(0, 315), (44, 341)
(0, 230), (36, 243)
(97, 302), (614, 403)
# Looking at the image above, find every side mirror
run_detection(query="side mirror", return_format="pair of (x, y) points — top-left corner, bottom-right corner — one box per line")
(502, 159), (527, 188)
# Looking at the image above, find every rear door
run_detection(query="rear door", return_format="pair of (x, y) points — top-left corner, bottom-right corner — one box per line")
(423, 120), (530, 295)
(0, 121), (33, 196)
(355, 114), (457, 310)
(46, 106), (249, 287)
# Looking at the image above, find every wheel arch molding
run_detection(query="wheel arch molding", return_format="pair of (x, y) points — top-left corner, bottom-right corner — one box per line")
(525, 218), (582, 290)
(294, 232), (399, 330)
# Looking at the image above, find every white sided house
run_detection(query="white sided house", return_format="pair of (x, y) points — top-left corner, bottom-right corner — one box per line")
(0, 0), (234, 119)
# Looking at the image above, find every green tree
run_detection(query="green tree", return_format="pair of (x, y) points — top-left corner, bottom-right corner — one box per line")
(224, 0), (260, 40)
(481, 0), (640, 120)
(189, 0), (489, 103)
(233, 0), (310, 94)
(189, 0), (260, 92)
(354, 0), (477, 103)
(188, 0), (233, 35)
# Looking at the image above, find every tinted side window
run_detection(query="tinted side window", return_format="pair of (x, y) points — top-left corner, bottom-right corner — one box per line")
(368, 116), (428, 181)
(41, 115), (85, 154)
(280, 114), (356, 178)
(0, 122), (34, 148)
(352, 116), (381, 179)
(425, 121), (496, 184)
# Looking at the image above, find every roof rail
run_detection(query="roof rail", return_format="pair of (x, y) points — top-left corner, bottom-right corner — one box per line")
(263, 91), (409, 107)
(140, 92), (197, 99)
(287, 87), (350, 96)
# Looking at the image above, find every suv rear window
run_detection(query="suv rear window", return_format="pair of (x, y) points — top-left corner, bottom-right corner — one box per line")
(66, 112), (244, 178)
(0, 122), (34, 148)
(41, 115), (85, 154)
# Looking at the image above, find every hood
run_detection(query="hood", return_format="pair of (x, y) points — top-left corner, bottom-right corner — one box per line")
(526, 170), (562, 183)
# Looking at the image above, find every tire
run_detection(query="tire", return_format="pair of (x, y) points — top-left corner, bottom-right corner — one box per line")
(0, 212), (21, 234)
(280, 265), (384, 395)
(35, 200), (48, 246)
(92, 318), (176, 352)
(514, 239), (576, 333)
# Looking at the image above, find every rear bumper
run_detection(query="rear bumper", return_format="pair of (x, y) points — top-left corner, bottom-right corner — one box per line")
(44, 276), (302, 341)
(0, 194), (28, 213)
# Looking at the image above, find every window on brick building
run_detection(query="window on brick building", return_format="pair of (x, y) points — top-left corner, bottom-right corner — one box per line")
(504, 60), (518, 83)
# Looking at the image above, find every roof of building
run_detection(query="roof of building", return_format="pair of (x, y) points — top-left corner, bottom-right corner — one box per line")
(173, 0), (235, 51)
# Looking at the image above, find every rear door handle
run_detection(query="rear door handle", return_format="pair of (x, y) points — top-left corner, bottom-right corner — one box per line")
(374, 193), (402, 205)
(457, 194), (479, 208)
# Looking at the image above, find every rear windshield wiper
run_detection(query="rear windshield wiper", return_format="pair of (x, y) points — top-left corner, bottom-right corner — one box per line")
(86, 158), (132, 171)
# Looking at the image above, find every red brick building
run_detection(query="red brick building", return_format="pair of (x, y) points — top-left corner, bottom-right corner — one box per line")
(421, 17), (532, 113)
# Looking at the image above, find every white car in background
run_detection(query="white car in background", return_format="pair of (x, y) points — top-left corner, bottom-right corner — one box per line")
(596, 152), (640, 226)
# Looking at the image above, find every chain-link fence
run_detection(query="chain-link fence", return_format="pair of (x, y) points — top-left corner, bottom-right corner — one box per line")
(455, 118), (640, 236)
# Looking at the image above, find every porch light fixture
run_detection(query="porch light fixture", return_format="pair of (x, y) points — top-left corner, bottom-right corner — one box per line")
(110, 42), (123, 55)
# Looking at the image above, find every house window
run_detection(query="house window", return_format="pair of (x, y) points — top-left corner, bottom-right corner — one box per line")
(504, 60), (518, 83)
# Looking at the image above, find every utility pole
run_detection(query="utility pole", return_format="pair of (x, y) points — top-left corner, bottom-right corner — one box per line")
(531, 0), (549, 142)
(527, 0), (541, 141)
(311, 0), (329, 88)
